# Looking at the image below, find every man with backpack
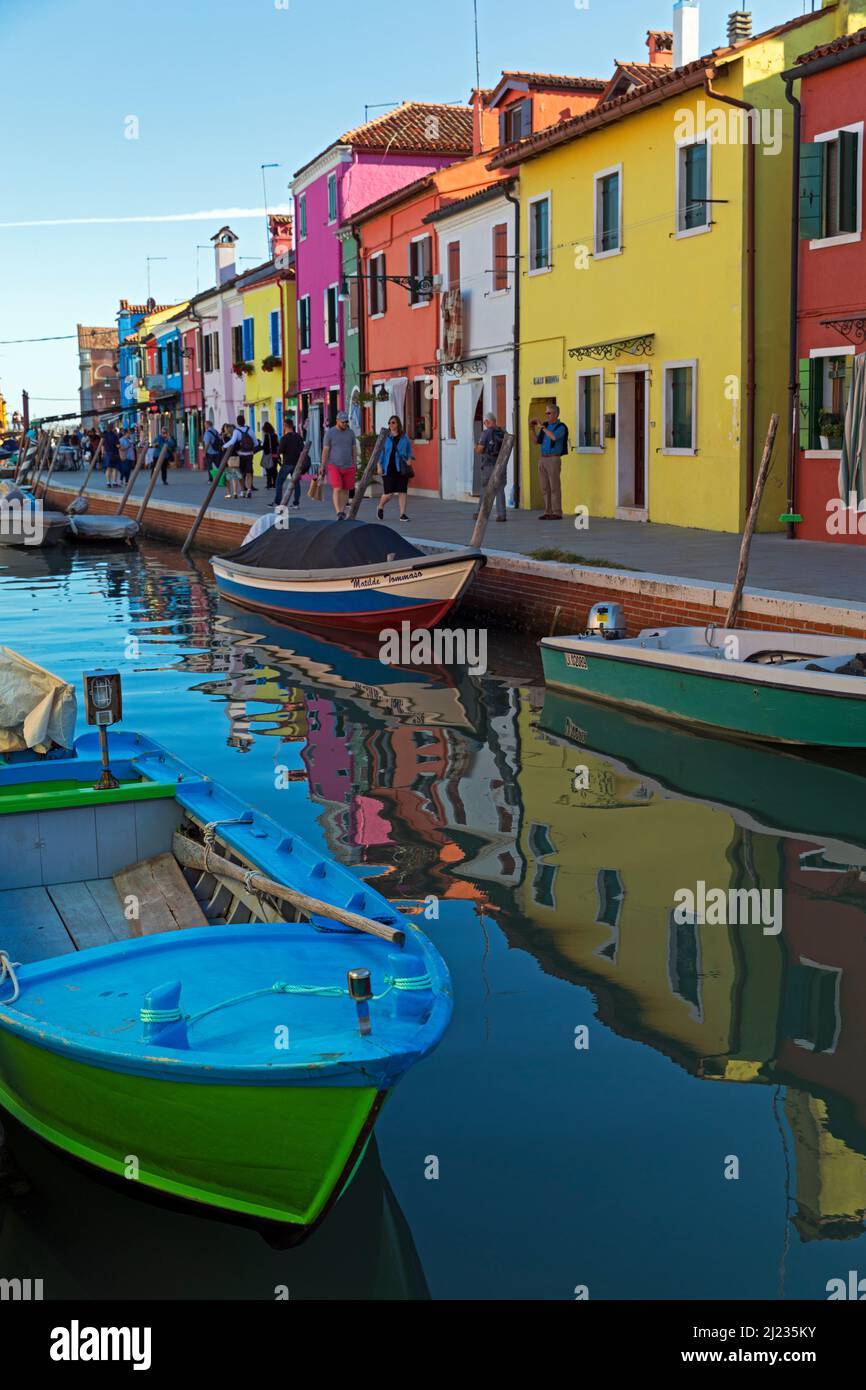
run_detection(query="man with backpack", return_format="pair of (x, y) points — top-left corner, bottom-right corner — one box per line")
(223, 414), (258, 500)
(202, 420), (224, 480)
(473, 412), (507, 523)
(529, 403), (569, 520)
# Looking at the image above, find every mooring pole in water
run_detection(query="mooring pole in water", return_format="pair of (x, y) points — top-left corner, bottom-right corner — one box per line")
(180, 444), (234, 556)
(346, 427), (387, 520)
(116, 442), (147, 514)
(281, 442), (311, 504)
(469, 431), (515, 549)
(11, 427), (28, 483)
(134, 442), (170, 526)
(37, 436), (63, 499)
(74, 439), (104, 498)
(725, 413), (779, 630)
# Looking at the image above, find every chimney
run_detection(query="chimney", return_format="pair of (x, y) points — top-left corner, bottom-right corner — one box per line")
(673, 0), (700, 68)
(269, 215), (293, 260)
(726, 11), (751, 46)
(647, 30), (674, 67)
(212, 226), (238, 285)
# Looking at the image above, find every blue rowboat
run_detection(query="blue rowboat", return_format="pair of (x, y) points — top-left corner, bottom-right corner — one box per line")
(212, 516), (483, 631)
(541, 625), (866, 748)
(0, 730), (452, 1235)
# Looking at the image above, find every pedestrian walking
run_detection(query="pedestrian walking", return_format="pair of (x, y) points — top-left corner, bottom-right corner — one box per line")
(274, 418), (306, 508)
(102, 421), (121, 488)
(473, 412), (507, 523)
(202, 420), (224, 480)
(321, 410), (358, 519)
(155, 427), (177, 485)
(262, 421), (280, 490)
(529, 403), (569, 520)
(117, 426), (135, 487)
(222, 415), (255, 500)
(376, 414), (414, 522)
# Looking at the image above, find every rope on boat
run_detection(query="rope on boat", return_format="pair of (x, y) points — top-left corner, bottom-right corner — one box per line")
(0, 952), (21, 1004)
(139, 973), (433, 1030)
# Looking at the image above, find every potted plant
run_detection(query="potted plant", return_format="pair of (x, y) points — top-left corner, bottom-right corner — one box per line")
(818, 409), (844, 450)
(261, 355), (282, 373)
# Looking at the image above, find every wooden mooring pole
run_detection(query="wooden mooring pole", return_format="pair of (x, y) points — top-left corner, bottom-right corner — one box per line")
(74, 439), (104, 498)
(134, 442), (170, 526)
(725, 413), (779, 630)
(116, 442), (147, 514)
(469, 432), (515, 549)
(180, 444), (234, 556)
(346, 427), (386, 520)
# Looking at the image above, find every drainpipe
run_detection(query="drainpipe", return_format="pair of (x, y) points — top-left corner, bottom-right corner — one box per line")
(352, 225), (366, 430)
(703, 75), (756, 518)
(505, 185), (521, 507)
(783, 73), (801, 540)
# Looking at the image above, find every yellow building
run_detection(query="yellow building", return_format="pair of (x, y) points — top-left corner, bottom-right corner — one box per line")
(239, 242), (298, 476)
(0, 386), (8, 434)
(491, 0), (866, 532)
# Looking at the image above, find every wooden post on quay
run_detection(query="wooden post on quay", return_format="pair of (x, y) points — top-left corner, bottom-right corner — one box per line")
(17, 430), (46, 485)
(469, 432), (515, 549)
(134, 442), (171, 525)
(11, 427), (28, 482)
(180, 444), (234, 556)
(74, 439), (104, 498)
(725, 413), (779, 630)
(346, 427), (386, 520)
(277, 443), (311, 507)
(116, 443), (147, 513)
(31, 434), (56, 493)
(37, 437), (63, 499)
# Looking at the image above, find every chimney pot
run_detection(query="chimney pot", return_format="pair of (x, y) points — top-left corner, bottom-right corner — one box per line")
(673, 0), (700, 69)
(727, 10), (752, 46)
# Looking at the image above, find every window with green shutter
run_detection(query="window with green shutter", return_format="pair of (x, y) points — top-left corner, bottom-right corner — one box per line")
(530, 196), (550, 271)
(577, 372), (602, 447)
(679, 141), (709, 232)
(802, 354), (851, 449)
(298, 193), (307, 240)
(327, 172), (337, 224)
(665, 363), (695, 451)
(596, 170), (621, 254)
(798, 358), (814, 448)
(801, 130), (860, 239)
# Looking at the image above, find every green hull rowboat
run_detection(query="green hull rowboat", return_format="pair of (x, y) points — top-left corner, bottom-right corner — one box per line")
(541, 626), (866, 748)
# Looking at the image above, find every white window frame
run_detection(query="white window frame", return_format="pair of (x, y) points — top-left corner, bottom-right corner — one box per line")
(575, 368), (604, 452)
(299, 294), (311, 354)
(675, 136), (712, 240)
(324, 283), (339, 347)
(409, 233), (432, 309)
(593, 164), (623, 260)
(411, 375), (435, 440)
(327, 171), (338, 226)
(804, 344), (854, 458)
(662, 358), (698, 456)
(527, 191), (552, 276)
(809, 120), (864, 251)
(445, 377), (459, 442)
(368, 252), (386, 319)
(489, 220), (511, 297)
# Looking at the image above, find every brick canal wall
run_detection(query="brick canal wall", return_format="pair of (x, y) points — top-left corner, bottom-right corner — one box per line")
(46, 485), (866, 641)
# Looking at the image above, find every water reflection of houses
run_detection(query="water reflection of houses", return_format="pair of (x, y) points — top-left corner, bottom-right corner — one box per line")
(525, 691), (866, 1243)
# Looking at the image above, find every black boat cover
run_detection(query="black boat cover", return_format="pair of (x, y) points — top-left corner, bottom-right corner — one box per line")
(222, 517), (426, 571)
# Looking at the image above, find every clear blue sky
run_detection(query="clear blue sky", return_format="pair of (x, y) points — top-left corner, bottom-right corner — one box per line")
(0, 0), (812, 420)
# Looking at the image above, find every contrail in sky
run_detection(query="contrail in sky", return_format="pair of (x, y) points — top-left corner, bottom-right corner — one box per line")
(0, 205), (291, 229)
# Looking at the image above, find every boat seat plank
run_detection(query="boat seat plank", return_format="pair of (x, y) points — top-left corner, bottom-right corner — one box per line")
(0, 887), (77, 964)
(85, 879), (134, 942)
(46, 882), (119, 953)
(113, 854), (205, 936)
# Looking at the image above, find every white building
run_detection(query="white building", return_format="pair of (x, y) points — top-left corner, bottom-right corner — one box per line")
(195, 227), (245, 431)
(425, 181), (518, 502)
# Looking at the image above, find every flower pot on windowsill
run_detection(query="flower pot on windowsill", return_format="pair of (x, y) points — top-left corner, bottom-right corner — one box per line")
(820, 435), (830, 450)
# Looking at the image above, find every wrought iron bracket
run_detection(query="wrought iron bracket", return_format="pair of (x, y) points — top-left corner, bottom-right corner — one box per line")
(820, 317), (866, 348)
(568, 334), (654, 362)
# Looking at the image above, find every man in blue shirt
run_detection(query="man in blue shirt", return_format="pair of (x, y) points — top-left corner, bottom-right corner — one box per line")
(529, 403), (568, 520)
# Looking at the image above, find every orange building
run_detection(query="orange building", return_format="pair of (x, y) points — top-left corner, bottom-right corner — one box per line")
(351, 73), (606, 494)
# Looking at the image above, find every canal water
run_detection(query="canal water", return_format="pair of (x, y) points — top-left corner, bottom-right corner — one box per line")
(1, 539), (865, 1301)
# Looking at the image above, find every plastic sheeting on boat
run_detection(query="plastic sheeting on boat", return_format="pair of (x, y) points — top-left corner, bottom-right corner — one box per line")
(0, 647), (76, 754)
(223, 517), (425, 572)
(66, 515), (140, 543)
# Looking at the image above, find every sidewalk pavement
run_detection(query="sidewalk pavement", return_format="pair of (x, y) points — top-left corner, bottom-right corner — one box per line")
(56, 466), (866, 606)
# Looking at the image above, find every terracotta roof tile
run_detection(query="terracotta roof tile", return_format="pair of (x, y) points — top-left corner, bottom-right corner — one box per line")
(339, 101), (474, 152)
(494, 71), (607, 92)
(795, 24), (866, 66)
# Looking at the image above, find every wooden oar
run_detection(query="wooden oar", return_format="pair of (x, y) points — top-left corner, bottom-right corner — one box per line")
(725, 413), (779, 629)
(172, 833), (406, 946)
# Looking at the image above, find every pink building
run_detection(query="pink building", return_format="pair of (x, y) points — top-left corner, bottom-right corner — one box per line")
(290, 102), (474, 436)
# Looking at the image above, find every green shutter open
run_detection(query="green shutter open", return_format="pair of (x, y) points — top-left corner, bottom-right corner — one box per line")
(838, 129), (859, 234)
(799, 143), (825, 239)
(798, 358), (813, 449)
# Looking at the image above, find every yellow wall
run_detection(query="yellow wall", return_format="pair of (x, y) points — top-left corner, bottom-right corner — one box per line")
(243, 280), (285, 474)
(516, 2), (866, 533)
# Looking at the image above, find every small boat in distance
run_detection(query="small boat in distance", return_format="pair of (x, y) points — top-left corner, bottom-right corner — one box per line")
(212, 516), (483, 631)
(541, 624), (866, 749)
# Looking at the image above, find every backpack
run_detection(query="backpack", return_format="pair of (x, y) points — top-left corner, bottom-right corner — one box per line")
(237, 427), (255, 456)
(204, 427), (221, 455)
(484, 426), (505, 461)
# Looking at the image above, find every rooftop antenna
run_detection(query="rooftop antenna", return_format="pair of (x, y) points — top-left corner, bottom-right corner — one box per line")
(363, 101), (402, 123)
(473, 0), (483, 151)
